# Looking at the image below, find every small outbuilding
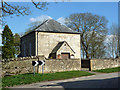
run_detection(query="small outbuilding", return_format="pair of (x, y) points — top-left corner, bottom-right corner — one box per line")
(20, 19), (81, 59)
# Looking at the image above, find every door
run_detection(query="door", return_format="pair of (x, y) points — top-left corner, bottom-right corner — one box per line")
(61, 53), (70, 59)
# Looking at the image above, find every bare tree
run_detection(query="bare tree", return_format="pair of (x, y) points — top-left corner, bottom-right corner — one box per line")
(65, 13), (108, 59)
(25, 21), (42, 35)
(1, 0), (48, 17)
(118, 27), (120, 57)
(0, 0), (49, 27)
(106, 24), (119, 58)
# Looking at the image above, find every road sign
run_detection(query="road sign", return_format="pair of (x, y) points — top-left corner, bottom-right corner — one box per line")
(32, 60), (45, 66)
(32, 60), (45, 76)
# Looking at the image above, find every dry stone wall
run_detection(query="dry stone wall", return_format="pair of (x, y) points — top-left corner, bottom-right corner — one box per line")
(2, 56), (120, 77)
(2, 56), (81, 77)
(2, 56), (45, 77)
(42, 59), (81, 73)
(90, 58), (120, 71)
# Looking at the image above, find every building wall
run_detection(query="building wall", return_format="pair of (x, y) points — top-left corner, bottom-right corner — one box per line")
(37, 32), (81, 59)
(90, 58), (120, 71)
(20, 32), (36, 57)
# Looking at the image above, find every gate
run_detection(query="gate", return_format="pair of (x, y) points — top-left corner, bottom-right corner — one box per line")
(81, 59), (91, 71)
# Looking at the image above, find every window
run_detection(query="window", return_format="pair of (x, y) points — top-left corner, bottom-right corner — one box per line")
(23, 43), (26, 56)
(29, 43), (31, 56)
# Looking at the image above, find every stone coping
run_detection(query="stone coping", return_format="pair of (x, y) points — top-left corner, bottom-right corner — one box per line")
(91, 58), (120, 60)
(46, 58), (81, 60)
(1, 55), (45, 62)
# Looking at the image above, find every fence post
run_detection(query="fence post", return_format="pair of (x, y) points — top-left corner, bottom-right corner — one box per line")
(89, 59), (91, 71)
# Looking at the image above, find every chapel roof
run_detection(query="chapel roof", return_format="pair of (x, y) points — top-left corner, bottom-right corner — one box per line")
(34, 19), (80, 34)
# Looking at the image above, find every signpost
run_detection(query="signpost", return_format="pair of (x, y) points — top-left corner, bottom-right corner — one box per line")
(32, 60), (45, 76)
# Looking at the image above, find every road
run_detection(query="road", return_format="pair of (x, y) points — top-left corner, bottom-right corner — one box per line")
(9, 72), (119, 89)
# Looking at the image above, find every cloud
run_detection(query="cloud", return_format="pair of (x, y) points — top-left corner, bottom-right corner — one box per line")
(57, 17), (65, 25)
(105, 35), (117, 43)
(29, 15), (52, 22)
(29, 18), (36, 22)
(30, 15), (66, 25)
(0, 29), (3, 34)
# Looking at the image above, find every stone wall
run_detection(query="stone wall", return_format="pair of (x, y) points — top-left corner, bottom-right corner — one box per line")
(90, 58), (120, 71)
(2, 56), (45, 77)
(41, 59), (81, 73)
(2, 56), (81, 77)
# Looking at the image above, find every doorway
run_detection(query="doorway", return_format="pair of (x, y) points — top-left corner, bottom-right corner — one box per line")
(61, 53), (70, 59)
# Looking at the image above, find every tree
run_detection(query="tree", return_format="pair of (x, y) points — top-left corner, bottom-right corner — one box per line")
(106, 24), (119, 58)
(0, 0), (49, 26)
(14, 33), (20, 56)
(65, 13), (108, 59)
(2, 25), (15, 59)
(1, 0), (48, 17)
(25, 21), (42, 35)
(118, 26), (120, 57)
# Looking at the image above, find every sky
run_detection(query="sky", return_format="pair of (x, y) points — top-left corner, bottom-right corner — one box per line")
(0, 2), (119, 46)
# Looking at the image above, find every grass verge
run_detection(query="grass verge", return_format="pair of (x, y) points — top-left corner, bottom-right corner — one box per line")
(2, 70), (94, 87)
(93, 67), (120, 73)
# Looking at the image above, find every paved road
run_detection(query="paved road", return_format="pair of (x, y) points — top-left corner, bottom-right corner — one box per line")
(9, 72), (119, 89)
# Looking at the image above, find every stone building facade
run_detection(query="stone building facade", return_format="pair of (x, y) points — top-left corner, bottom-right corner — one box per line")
(20, 19), (81, 59)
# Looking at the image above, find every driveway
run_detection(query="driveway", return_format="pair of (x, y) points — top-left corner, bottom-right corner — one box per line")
(9, 72), (119, 89)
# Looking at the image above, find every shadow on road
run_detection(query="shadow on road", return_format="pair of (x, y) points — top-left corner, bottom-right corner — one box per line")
(40, 77), (119, 89)
(4, 77), (120, 90)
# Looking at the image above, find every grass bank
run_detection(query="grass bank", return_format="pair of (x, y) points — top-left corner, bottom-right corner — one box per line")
(93, 67), (120, 73)
(2, 70), (94, 87)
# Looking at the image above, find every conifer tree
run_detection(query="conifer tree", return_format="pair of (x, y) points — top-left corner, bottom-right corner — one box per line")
(2, 25), (15, 59)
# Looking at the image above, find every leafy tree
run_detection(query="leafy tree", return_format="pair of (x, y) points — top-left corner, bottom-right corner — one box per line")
(65, 13), (108, 59)
(14, 33), (20, 56)
(2, 25), (15, 59)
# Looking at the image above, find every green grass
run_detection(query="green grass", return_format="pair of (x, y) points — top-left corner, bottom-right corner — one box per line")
(93, 67), (120, 73)
(1, 88), (12, 90)
(2, 70), (94, 87)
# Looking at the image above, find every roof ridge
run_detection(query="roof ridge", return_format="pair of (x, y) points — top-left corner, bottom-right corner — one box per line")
(34, 18), (79, 33)
(34, 19), (49, 31)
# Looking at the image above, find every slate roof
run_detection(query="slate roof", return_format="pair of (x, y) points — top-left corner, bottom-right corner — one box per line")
(51, 41), (75, 53)
(34, 19), (80, 34)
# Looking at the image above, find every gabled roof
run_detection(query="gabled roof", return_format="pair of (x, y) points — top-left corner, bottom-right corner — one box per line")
(34, 19), (80, 34)
(51, 41), (75, 53)
(21, 19), (80, 38)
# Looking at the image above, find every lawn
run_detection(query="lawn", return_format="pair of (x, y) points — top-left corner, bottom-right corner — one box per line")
(2, 70), (94, 87)
(93, 67), (120, 73)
